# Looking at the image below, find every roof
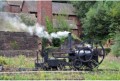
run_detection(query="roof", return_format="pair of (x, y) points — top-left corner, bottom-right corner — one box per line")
(0, 12), (37, 22)
(6, 0), (23, 7)
(24, 2), (76, 15)
(25, 1), (37, 12)
(52, 2), (76, 15)
(53, 19), (78, 29)
(5, 1), (76, 15)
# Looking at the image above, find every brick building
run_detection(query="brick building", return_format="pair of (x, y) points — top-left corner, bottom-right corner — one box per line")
(3, 1), (81, 36)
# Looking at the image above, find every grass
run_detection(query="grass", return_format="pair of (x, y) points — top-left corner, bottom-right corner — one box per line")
(99, 54), (120, 70)
(84, 71), (120, 80)
(0, 54), (120, 80)
(1, 55), (35, 68)
(83, 54), (120, 80)
(0, 71), (120, 80)
(0, 72), (84, 80)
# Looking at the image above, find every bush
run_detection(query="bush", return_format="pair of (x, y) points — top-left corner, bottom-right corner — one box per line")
(42, 38), (50, 48)
(0, 57), (7, 65)
(105, 48), (111, 55)
(46, 17), (54, 34)
(60, 37), (67, 44)
(111, 33), (120, 57)
(54, 15), (70, 32)
(19, 13), (36, 26)
(52, 38), (61, 47)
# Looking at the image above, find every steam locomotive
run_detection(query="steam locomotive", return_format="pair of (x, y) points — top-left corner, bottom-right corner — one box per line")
(35, 33), (105, 70)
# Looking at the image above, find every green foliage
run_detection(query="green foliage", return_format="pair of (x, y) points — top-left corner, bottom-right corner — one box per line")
(51, 34), (81, 47)
(82, 2), (111, 40)
(111, 33), (120, 57)
(84, 71), (120, 80)
(104, 48), (111, 55)
(54, 15), (70, 32)
(52, 38), (61, 47)
(10, 41), (19, 49)
(4, 55), (34, 68)
(42, 38), (50, 48)
(72, 1), (120, 56)
(72, 34), (81, 41)
(0, 72), (83, 80)
(72, 1), (96, 19)
(0, 54), (120, 80)
(46, 17), (54, 34)
(0, 56), (7, 65)
(73, 2), (119, 41)
(72, 1), (120, 40)
(60, 37), (67, 44)
(19, 14), (36, 26)
(46, 15), (70, 33)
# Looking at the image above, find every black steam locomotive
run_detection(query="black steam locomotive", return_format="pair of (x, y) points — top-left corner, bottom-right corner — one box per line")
(35, 33), (105, 70)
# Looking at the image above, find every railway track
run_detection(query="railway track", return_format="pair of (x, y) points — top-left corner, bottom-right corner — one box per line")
(0, 68), (119, 75)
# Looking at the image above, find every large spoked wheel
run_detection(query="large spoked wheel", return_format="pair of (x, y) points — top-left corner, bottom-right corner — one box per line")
(76, 40), (93, 63)
(76, 39), (105, 70)
(88, 40), (105, 69)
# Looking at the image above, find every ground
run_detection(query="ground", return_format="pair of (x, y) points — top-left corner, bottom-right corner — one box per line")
(0, 54), (120, 80)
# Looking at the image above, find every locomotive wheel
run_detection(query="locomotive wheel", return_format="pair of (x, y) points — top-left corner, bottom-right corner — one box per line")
(73, 59), (82, 70)
(87, 60), (99, 70)
(57, 63), (65, 71)
(78, 47), (93, 62)
(77, 39), (105, 70)
(92, 41), (105, 67)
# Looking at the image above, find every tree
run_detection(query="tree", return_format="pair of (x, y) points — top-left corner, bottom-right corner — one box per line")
(82, 2), (111, 40)
(111, 33), (120, 57)
(72, 1), (120, 57)
(72, 1), (120, 41)
(108, 2), (120, 37)
(72, 1), (96, 19)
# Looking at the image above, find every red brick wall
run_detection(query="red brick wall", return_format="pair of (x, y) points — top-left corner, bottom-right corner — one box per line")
(3, 5), (21, 13)
(69, 15), (80, 26)
(37, 1), (52, 28)
(21, 1), (29, 13)
(10, 6), (21, 13)
(53, 14), (81, 36)
(0, 31), (39, 57)
(69, 15), (81, 36)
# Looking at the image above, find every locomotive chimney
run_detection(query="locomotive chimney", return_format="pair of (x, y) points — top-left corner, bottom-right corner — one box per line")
(68, 33), (72, 50)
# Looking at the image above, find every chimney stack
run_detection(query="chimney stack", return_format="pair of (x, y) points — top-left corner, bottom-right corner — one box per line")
(37, 0), (52, 28)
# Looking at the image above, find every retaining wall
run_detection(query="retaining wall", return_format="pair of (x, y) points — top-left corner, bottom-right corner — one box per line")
(0, 31), (40, 57)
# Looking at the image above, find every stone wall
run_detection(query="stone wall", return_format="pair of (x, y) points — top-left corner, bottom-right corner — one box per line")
(0, 31), (39, 57)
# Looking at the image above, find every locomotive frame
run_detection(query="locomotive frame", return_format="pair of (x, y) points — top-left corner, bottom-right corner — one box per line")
(35, 33), (106, 71)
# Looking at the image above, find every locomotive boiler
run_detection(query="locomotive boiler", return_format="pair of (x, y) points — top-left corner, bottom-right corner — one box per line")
(35, 33), (105, 70)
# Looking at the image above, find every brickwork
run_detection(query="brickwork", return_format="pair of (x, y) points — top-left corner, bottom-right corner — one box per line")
(0, 50), (37, 57)
(21, 1), (28, 13)
(0, 31), (40, 57)
(37, 1), (52, 27)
